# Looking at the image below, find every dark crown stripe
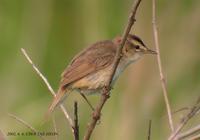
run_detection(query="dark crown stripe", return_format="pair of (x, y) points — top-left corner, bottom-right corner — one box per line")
(128, 34), (146, 47)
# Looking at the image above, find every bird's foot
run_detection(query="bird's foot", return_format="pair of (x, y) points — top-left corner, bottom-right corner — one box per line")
(102, 86), (111, 98)
(92, 111), (101, 121)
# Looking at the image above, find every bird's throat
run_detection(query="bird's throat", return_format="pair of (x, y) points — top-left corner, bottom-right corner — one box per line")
(112, 57), (139, 84)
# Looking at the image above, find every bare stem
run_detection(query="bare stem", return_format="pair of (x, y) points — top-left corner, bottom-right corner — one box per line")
(186, 133), (200, 140)
(168, 100), (200, 140)
(176, 124), (200, 140)
(21, 48), (74, 135)
(9, 113), (46, 140)
(83, 0), (142, 140)
(73, 101), (79, 140)
(0, 129), (5, 140)
(147, 120), (152, 140)
(52, 115), (58, 140)
(152, 0), (174, 132)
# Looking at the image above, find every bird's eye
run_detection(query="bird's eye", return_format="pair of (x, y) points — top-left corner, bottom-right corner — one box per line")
(135, 45), (140, 49)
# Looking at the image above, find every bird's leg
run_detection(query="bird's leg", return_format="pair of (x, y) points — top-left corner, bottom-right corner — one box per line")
(80, 93), (95, 111)
(102, 86), (111, 98)
(80, 92), (101, 125)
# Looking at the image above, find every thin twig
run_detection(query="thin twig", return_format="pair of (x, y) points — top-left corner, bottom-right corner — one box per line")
(147, 120), (152, 140)
(73, 101), (79, 140)
(176, 124), (200, 140)
(172, 107), (190, 115)
(21, 48), (54, 94)
(21, 48), (74, 133)
(52, 115), (58, 140)
(8, 113), (46, 140)
(0, 129), (5, 140)
(168, 100), (200, 140)
(152, 0), (174, 132)
(83, 0), (142, 140)
(187, 133), (200, 140)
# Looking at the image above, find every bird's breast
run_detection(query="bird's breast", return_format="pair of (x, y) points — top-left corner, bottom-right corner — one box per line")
(71, 66), (112, 94)
(71, 58), (133, 95)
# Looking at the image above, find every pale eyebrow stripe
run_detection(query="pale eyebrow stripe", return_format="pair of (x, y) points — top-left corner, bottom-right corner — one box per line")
(128, 34), (146, 47)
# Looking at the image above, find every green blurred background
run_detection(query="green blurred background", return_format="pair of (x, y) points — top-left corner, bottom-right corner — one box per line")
(0, 0), (200, 140)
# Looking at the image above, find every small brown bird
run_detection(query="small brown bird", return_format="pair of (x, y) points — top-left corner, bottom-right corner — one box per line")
(48, 34), (156, 115)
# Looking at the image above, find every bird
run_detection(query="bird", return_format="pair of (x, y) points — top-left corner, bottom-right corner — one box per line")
(47, 34), (156, 116)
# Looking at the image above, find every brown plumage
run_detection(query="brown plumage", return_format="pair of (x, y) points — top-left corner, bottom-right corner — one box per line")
(47, 34), (156, 115)
(61, 40), (116, 88)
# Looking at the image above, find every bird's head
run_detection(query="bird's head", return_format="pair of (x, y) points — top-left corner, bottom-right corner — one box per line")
(114, 34), (157, 62)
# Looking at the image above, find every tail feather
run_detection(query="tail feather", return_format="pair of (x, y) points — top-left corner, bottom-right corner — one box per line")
(45, 88), (69, 119)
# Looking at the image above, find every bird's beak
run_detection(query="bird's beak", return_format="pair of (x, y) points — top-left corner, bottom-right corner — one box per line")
(145, 48), (157, 55)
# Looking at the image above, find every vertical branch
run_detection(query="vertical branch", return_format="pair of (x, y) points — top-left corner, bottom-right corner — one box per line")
(21, 48), (74, 134)
(152, 0), (174, 132)
(73, 101), (79, 140)
(147, 120), (152, 140)
(83, 0), (142, 140)
(107, 0), (142, 87)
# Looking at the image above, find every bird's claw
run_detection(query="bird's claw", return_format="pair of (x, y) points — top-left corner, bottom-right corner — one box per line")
(92, 111), (101, 121)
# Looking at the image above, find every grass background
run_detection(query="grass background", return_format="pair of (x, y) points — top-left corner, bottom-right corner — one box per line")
(0, 0), (200, 139)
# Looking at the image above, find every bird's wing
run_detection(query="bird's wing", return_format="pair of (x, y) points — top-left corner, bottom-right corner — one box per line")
(60, 40), (117, 88)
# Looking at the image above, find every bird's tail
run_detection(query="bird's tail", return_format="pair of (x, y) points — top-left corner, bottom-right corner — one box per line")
(45, 87), (69, 119)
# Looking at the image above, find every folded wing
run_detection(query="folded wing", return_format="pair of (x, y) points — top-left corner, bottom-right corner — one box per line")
(60, 40), (117, 88)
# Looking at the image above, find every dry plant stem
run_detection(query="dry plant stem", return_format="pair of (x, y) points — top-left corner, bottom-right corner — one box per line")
(52, 115), (58, 140)
(169, 103), (200, 140)
(9, 114), (46, 140)
(73, 102), (79, 140)
(20, 48), (74, 133)
(83, 0), (142, 140)
(187, 133), (200, 140)
(0, 129), (5, 140)
(147, 120), (152, 140)
(172, 107), (190, 115)
(152, 0), (174, 132)
(176, 124), (200, 140)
